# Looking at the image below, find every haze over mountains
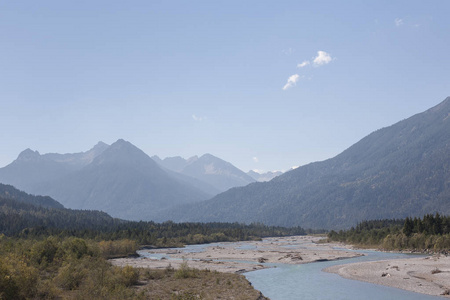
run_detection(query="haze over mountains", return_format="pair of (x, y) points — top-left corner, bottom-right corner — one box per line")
(1, 97), (449, 229)
(247, 170), (284, 182)
(0, 140), (256, 220)
(153, 154), (255, 192)
(156, 97), (450, 229)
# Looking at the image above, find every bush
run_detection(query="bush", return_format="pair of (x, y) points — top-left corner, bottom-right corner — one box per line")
(98, 239), (138, 258)
(0, 254), (39, 299)
(118, 265), (139, 287)
(55, 260), (88, 290)
(0, 260), (19, 300)
(60, 237), (91, 260)
(174, 260), (197, 279)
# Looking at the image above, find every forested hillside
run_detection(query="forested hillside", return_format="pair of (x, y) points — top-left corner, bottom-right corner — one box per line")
(0, 183), (63, 209)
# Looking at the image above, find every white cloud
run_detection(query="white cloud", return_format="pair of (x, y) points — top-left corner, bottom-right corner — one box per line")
(313, 51), (333, 66)
(282, 74), (300, 90)
(192, 114), (205, 121)
(395, 18), (404, 27)
(297, 60), (310, 68)
(252, 157), (259, 163)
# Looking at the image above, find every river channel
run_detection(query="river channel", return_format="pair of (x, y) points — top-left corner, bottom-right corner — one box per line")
(136, 238), (443, 300)
(245, 249), (442, 300)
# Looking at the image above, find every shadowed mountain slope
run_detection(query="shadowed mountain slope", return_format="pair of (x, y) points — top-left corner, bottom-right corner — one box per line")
(156, 97), (450, 229)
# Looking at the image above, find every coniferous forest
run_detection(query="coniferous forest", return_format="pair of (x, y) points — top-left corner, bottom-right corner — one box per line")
(328, 214), (450, 252)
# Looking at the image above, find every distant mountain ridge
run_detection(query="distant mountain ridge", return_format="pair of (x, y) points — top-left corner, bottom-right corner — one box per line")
(155, 97), (450, 229)
(0, 139), (213, 220)
(43, 141), (109, 170)
(153, 153), (255, 192)
(0, 142), (109, 190)
(247, 170), (283, 182)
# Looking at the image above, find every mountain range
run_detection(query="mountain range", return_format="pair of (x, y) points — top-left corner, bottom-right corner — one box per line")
(154, 97), (450, 229)
(0, 140), (255, 220)
(153, 154), (255, 193)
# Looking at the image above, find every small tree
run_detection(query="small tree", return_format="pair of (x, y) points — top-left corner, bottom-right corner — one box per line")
(403, 217), (414, 237)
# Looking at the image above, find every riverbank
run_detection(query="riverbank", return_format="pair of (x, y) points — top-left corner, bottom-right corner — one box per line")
(110, 235), (362, 274)
(325, 255), (450, 297)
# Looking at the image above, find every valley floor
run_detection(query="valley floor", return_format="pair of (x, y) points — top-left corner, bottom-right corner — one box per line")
(325, 255), (450, 298)
(111, 235), (361, 273)
(113, 235), (450, 298)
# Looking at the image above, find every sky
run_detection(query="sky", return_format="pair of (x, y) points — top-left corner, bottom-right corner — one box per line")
(1, 1), (449, 172)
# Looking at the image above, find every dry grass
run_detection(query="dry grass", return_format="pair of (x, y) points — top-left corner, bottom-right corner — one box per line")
(137, 265), (268, 300)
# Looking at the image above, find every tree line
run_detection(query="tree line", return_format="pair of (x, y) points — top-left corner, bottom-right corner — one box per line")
(0, 195), (307, 247)
(328, 213), (450, 252)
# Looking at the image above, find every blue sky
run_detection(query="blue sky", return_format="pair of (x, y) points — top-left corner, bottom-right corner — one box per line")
(1, 1), (449, 172)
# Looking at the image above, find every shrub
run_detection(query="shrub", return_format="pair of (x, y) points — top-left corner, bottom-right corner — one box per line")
(174, 260), (197, 279)
(30, 236), (59, 267)
(0, 254), (39, 299)
(118, 265), (139, 287)
(60, 237), (90, 260)
(54, 261), (88, 290)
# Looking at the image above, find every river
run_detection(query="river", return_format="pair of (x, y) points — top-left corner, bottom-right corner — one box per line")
(136, 239), (443, 299)
(245, 249), (442, 300)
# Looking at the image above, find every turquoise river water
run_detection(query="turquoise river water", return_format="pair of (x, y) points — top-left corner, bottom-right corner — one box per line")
(139, 241), (443, 300)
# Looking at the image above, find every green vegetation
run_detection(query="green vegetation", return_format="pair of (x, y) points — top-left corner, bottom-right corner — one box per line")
(0, 236), (144, 300)
(328, 214), (450, 252)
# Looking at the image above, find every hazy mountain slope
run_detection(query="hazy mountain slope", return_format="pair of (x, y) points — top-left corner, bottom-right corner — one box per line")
(161, 168), (221, 196)
(43, 141), (109, 170)
(0, 149), (73, 191)
(154, 154), (255, 193)
(179, 154), (255, 192)
(152, 155), (221, 195)
(247, 170), (283, 182)
(33, 139), (211, 220)
(158, 97), (450, 229)
(152, 155), (190, 172)
(0, 142), (108, 191)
